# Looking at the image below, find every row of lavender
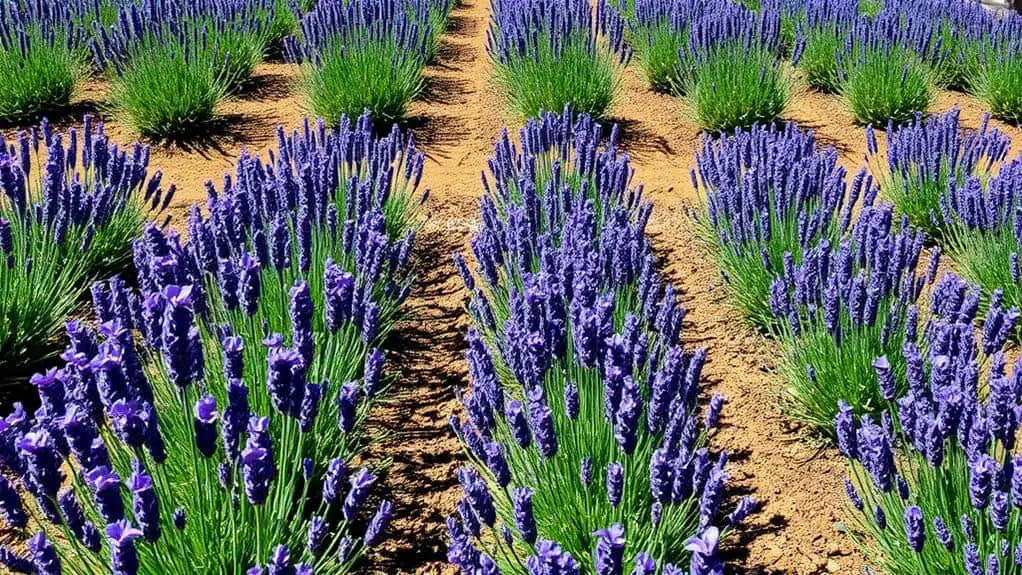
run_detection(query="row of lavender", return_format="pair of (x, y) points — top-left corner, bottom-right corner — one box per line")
(0, 112), (425, 573)
(696, 109), (1022, 574)
(612, 0), (1022, 132)
(0, 0), (451, 140)
(446, 109), (753, 574)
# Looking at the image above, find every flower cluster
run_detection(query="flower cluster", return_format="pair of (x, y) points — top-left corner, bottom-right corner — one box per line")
(768, 202), (933, 432)
(836, 272), (1022, 575)
(284, 0), (453, 122)
(866, 108), (1011, 240)
(487, 0), (630, 118)
(936, 137), (1022, 314)
(448, 110), (752, 574)
(0, 112), (421, 574)
(0, 116), (166, 375)
(693, 121), (854, 330)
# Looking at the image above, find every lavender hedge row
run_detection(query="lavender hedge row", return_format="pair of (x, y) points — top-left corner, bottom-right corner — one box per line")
(447, 109), (752, 574)
(0, 113), (424, 574)
(0, 116), (167, 378)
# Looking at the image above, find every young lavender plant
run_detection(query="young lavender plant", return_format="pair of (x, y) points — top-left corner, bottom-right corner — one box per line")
(284, 0), (452, 125)
(835, 272), (1022, 575)
(680, 6), (790, 133)
(0, 0), (91, 124)
(768, 202), (933, 434)
(970, 24), (1022, 126)
(0, 116), (167, 379)
(836, 13), (940, 126)
(942, 156), (1022, 314)
(793, 0), (861, 93)
(626, 0), (719, 93)
(488, 0), (630, 119)
(91, 0), (276, 140)
(693, 122), (856, 331)
(865, 108), (1011, 242)
(447, 110), (754, 574)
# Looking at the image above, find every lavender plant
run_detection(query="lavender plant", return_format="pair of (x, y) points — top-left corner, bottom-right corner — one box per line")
(285, 0), (450, 124)
(91, 0), (276, 140)
(680, 7), (791, 133)
(625, 0), (717, 92)
(835, 272), (1022, 575)
(793, 0), (861, 93)
(91, 112), (424, 473)
(942, 156), (1022, 313)
(0, 116), (167, 378)
(488, 0), (630, 119)
(866, 109), (1010, 241)
(693, 122), (855, 331)
(0, 114), (423, 573)
(769, 203), (932, 433)
(0, 287), (394, 574)
(835, 13), (941, 125)
(0, 0), (91, 124)
(970, 23), (1022, 125)
(448, 110), (753, 574)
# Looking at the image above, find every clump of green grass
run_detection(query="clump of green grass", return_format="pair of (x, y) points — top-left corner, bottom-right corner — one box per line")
(798, 26), (843, 92)
(488, 0), (628, 119)
(684, 41), (791, 133)
(839, 44), (935, 126)
(970, 39), (1022, 125)
(286, 0), (448, 123)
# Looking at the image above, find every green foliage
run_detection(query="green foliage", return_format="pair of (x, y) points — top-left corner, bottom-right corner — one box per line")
(107, 40), (227, 141)
(839, 45), (935, 126)
(632, 23), (687, 92)
(798, 27), (842, 92)
(301, 40), (426, 124)
(493, 32), (621, 119)
(944, 223), (1022, 312)
(971, 48), (1022, 125)
(0, 27), (83, 125)
(683, 42), (790, 134)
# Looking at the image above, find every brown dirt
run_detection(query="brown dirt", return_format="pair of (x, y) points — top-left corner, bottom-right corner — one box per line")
(6, 2), (1022, 574)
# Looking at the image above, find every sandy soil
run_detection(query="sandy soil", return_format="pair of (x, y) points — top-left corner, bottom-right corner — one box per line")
(6, 1), (1022, 573)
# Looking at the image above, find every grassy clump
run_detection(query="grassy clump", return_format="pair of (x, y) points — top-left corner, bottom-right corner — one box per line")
(798, 26), (843, 92)
(684, 41), (790, 133)
(970, 41), (1022, 125)
(839, 44), (935, 126)
(108, 40), (226, 140)
(493, 31), (621, 119)
(304, 40), (426, 123)
(0, 30), (83, 125)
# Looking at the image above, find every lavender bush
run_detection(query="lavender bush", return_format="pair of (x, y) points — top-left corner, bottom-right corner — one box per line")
(792, 0), (860, 93)
(0, 116), (167, 378)
(942, 155), (1022, 314)
(835, 272), (1022, 575)
(769, 203), (933, 433)
(970, 18), (1022, 125)
(0, 113), (422, 574)
(834, 13), (941, 125)
(625, 0), (718, 92)
(448, 110), (753, 574)
(0, 0), (92, 124)
(91, 0), (276, 139)
(693, 122), (855, 331)
(488, 0), (630, 119)
(865, 109), (1011, 241)
(284, 0), (451, 124)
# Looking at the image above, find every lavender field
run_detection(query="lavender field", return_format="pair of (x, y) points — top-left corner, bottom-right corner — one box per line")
(2, 0), (1022, 574)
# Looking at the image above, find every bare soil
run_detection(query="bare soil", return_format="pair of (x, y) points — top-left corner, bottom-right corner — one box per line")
(6, 1), (1022, 573)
